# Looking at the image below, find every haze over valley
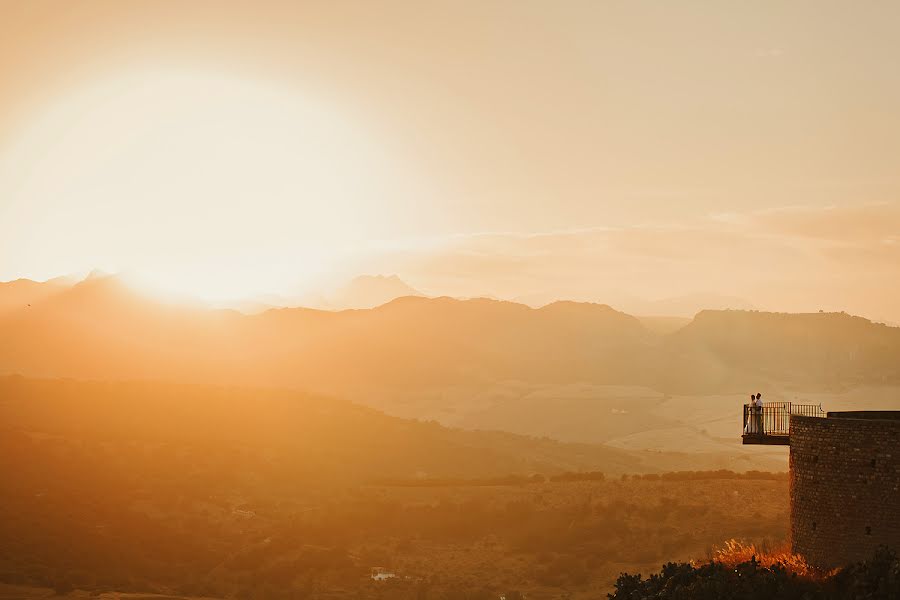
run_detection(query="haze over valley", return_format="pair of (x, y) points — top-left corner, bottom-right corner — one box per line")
(4, 272), (900, 478)
(3, 2), (900, 598)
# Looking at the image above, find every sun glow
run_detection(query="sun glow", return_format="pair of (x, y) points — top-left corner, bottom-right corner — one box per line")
(0, 69), (412, 301)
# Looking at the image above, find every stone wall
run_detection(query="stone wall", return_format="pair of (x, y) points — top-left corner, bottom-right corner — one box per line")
(789, 413), (900, 568)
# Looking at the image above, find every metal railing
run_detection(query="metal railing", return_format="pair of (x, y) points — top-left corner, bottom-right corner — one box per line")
(742, 402), (825, 436)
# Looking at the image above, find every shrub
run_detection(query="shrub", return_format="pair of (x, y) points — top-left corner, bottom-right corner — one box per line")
(609, 546), (900, 600)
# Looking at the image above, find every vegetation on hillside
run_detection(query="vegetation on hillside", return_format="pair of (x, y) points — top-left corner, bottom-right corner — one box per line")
(0, 377), (790, 599)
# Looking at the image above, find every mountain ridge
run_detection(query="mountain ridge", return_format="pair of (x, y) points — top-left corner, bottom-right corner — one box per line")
(1, 276), (898, 395)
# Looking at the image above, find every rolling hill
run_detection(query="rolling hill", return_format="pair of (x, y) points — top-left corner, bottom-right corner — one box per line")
(667, 309), (900, 390)
(0, 375), (646, 485)
(2, 274), (898, 394)
(0, 274), (659, 388)
(0, 276), (72, 315)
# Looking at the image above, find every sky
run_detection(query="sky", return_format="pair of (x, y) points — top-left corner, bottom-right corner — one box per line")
(1, 1), (899, 319)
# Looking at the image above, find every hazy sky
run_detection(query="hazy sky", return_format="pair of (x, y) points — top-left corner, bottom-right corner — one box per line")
(1, 1), (898, 318)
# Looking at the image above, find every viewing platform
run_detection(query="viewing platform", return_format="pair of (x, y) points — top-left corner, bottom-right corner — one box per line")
(742, 402), (826, 445)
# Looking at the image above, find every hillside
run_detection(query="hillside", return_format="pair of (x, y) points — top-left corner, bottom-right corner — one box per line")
(668, 309), (900, 390)
(0, 275), (658, 388)
(0, 376), (647, 484)
(0, 276), (72, 315)
(0, 375), (792, 600)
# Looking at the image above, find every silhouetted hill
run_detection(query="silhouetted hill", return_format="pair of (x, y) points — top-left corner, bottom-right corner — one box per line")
(0, 276), (72, 315)
(233, 295), (660, 390)
(0, 282), (659, 388)
(668, 310), (900, 390)
(2, 280), (899, 398)
(0, 274), (244, 381)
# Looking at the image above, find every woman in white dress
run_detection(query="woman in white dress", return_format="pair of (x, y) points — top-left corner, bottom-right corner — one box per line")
(744, 393), (757, 434)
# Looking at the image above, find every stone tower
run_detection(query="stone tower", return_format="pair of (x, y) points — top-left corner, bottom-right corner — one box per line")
(788, 412), (900, 568)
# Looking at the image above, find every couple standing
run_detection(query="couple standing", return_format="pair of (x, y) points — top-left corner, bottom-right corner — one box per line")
(744, 392), (764, 434)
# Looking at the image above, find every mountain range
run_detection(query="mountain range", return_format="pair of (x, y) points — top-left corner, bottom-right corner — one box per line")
(5, 273), (899, 472)
(2, 273), (897, 393)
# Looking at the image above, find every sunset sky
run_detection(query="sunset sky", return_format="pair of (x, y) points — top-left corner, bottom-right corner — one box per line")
(1, 1), (898, 320)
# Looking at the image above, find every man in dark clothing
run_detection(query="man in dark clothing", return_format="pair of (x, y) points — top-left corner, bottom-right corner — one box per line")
(755, 393), (764, 434)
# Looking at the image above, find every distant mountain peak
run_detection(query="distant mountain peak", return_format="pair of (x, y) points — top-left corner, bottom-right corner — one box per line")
(331, 274), (423, 309)
(85, 268), (113, 280)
